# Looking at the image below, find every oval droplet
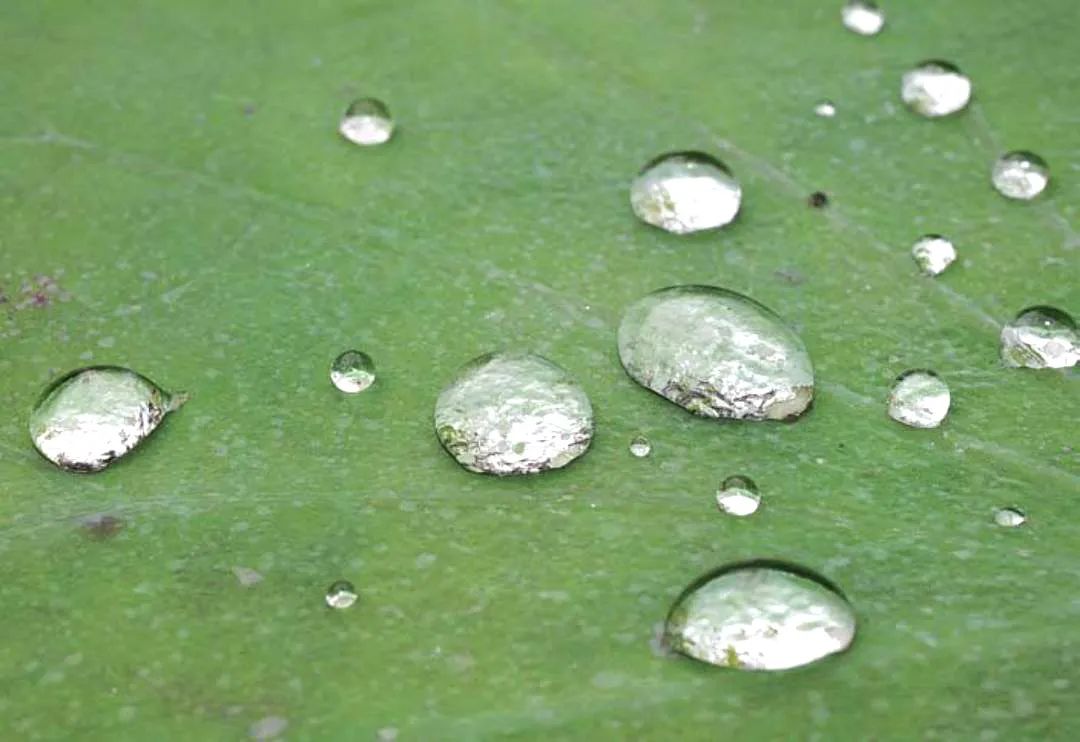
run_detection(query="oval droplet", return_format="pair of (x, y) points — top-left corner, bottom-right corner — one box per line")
(664, 561), (856, 671)
(901, 61), (972, 118)
(887, 369), (950, 429)
(330, 350), (376, 393)
(629, 435), (652, 458)
(338, 98), (394, 146)
(994, 507), (1027, 528)
(434, 352), (594, 475)
(629, 151), (741, 234)
(325, 580), (358, 609)
(999, 306), (1079, 369)
(29, 366), (187, 473)
(716, 475), (761, 517)
(841, 0), (885, 36)
(992, 151), (1049, 201)
(814, 101), (837, 118)
(911, 234), (957, 277)
(617, 286), (814, 421)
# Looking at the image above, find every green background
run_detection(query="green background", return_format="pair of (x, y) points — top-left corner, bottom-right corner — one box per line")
(2, 1), (1078, 738)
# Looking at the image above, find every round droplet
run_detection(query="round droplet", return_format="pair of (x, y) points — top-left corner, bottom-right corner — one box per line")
(841, 1), (884, 36)
(325, 580), (358, 609)
(901, 61), (972, 118)
(29, 366), (187, 473)
(618, 286), (814, 421)
(330, 350), (376, 393)
(887, 370), (950, 429)
(991, 151), (1049, 201)
(629, 435), (652, 458)
(434, 352), (594, 475)
(911, 235), (957, 276)
(814, 101), (837, 118)
(665, 561), (856, 671)
(994, 507), (1027, 528)
(1000, 306), (1079, 369)
(629, 152), (741, 234)
(716, 475), (761, 517)
(338, 98), (394, 146)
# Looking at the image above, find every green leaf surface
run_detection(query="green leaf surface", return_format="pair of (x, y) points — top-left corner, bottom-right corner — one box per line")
(2, 1), (1078, 738)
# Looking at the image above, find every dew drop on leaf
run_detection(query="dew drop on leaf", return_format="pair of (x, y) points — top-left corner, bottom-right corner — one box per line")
(991, 151), (1049, 200)
(628, 435), (652, 458)
(339, 97), (394, 146)
(629, 152), (741, 234)
(330, 350), (376, 393)
(841, 0), (885, 36)
(716, 475), (761, 517)
(901, 61), (972, 117)
(325, 580), (359, 609)
(887, 369), (950, 429)
(1000, 306), (1079, 369)
(911, 235), (957, 276)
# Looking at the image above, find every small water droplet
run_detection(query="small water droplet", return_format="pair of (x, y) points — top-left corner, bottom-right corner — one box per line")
(665, 561), (856, 671)
(1000, 306), (1079, 369)
(628, 435), (652, 458)
(716, 475), (761, 517)
(618, 286), (815, 421)
(325, 580), (358, 609)
(814, 101), (837, 118)
(901, 61), (972, 117)
(29, 366), (187, 472)
(808, 191), (829, 208)
(330, 350), (376, 393)
(338, 98), (394, 146)
(994, 507), (1026, 528)
(911, 235), (957, 276)
(887, 370), (950, 428)
(992, 151), (1049, 200)
(434, 352), (594, 475)
(629, 152), (741, 234)
(842, 0), (884, 35)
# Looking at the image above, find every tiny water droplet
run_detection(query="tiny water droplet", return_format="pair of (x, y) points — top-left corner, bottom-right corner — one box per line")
(842, 0), (884, 36)
(887, 370), (950, 429)
(618, 286), (815, 421)
(29, 366), (186, 472)
(629, 152), (741, 234)
(665, 561), (856, 671)
(338, 98), (394, 146)
(629, 435), (652, 458)
(325, 580), (358, 609)
(330, 350), (376, 393)
(1000, 306), (1079, 369)
(994, 507), (1026, 528)
(992, 151), (1049, 201)
(434, 352), (594, 475)
(901, 61), (972, 117)
(911, 235), (957, 276)
(716, 475), (761, 517)
(814, 101), (837, 118)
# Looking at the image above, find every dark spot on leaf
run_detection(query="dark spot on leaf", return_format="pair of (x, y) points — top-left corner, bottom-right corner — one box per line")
(808, 191), (829, 208)
(78, 513), (126, 540)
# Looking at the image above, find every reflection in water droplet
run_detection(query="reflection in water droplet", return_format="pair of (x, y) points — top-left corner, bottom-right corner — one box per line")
(330, 350), (376, 393)
(814, 101), (837, 118)
(629, 435), (652, 458)
(338, 98), (394, 146)
(665, 561), (856, 671)
(901, 61), (972, 117)
(29, 366), (187, 472)
(716, 475), (761, 517)
(1000, 306), (1079, 369)
(842, 0), (885, 36)
(992, 151), (1049, 200)
(629, 152), (741, 234)
(887, 370), (950, 428)
(325, 580), (358, 609)
(994, 507), (1026, 528)
(434, 352), (594, 475)
(618, 286), (814, 421)
(911, 235), (957, 276)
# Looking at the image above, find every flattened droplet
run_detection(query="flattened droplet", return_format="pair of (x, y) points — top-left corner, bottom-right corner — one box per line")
(629, 152), (741, 234)
(992, 151), (1049, 201)
(434, 352), (594, 475)
(330, 350), (376, 393)
(994, 507), (1026, 528)
(842, 1), (885, 36)
(665, 561), (856, 671)
(814, 101), (837, 118)
(887, 370), (950, 428)
(325, 580), (358, 609)
(29, 366), (186, 472)
(901, 61), (972, 117)
(716, 475), (761, 517)
(617, 286), (814, 421)
(911, 235), (956, 276)
(1000, 306), (1079, 369)
(339, 97), (394, 146)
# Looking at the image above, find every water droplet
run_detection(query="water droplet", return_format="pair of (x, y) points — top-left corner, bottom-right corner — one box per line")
(29, 366), (187, 472)
(629, 435), (652, 458)
(1000, 306), (1079, 369)
(814, 101), (837, 118)
(887, 370), (950, 429)
(330, 350), (376, 393)
(338, 98), (394, 146)
(994, 507), (1026, 528)
(841, 1), (885, 36)
(911, 235), (957, 276)
(618, 286), (815, 421)
(325, 580), (358, 609)
(901, 61), (972, 117)
(434, 352), (594, 475)
(808, 191), (829, 208)
(716, 475), (761, 517)
(665, 561), (856, 671)
(629, 151), (741, 234)
(992, 151), (1049, 200)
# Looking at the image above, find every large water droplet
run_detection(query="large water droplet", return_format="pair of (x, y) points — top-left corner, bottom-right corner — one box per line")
(992, 151), (1049, 200)
(29, 366), (187, 472)
(617, 286), (814, 421)
(716, 475), (761, 517)
(1000, 306), (1079, 369)
(629, 152), (741, 234)
(814, 100), (837, 118)
(665, 561), (856, 671)
(887, 369), (950, 429)
(901, 61), (972, 117)
(325, 580), (358, 609)
(841, 1), (885, 36)
(338, 98), (394, 146)
(994, 507), (1026, 528)
(911, 235), (957, 276)
(434, 352), (594, 475)
(330, 350), (376, 393)
(629, 435), (652, 458)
